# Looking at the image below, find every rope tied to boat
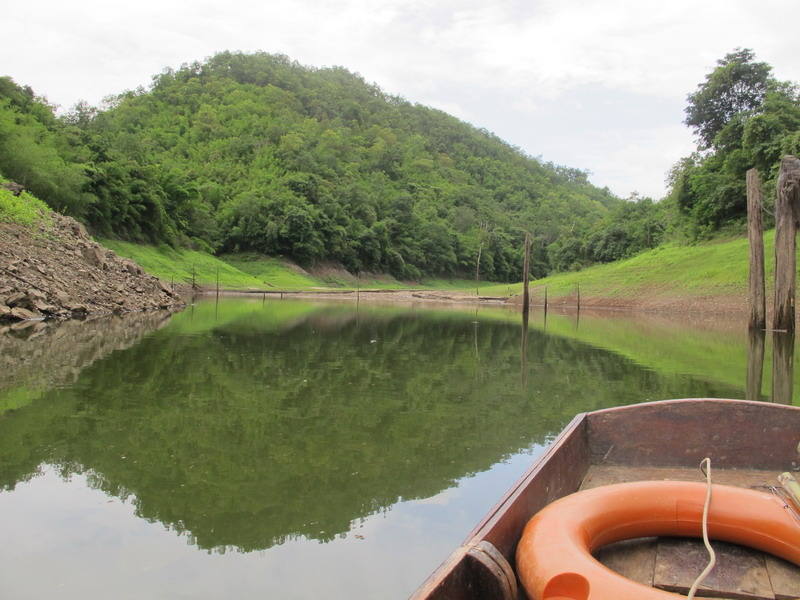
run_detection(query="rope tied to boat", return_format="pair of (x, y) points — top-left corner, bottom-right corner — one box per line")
(768, 471), (800, 528)
(687, 457), (716, 600)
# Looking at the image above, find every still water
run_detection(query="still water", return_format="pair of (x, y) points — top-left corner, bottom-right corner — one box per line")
(0, 297), (796, 599)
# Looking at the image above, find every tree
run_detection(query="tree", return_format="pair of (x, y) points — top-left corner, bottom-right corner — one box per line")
(684, 48), (773, 150)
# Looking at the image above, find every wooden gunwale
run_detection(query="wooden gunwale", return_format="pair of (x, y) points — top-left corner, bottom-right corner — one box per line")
(410, 398), (800, 600)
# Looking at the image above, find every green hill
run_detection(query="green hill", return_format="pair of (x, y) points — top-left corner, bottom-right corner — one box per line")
(0, 53), (620, 284)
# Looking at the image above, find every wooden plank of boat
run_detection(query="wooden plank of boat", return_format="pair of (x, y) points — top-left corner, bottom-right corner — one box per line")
(766, 554), (800, 600)
(654, 538), (773, 599)
(409, 398), (800, 600)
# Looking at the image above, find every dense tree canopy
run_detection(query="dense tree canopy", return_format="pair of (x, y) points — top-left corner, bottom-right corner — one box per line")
(684, 48), (773, 151)
(1, 52), (641, 281)
(670, 48), (800, 234)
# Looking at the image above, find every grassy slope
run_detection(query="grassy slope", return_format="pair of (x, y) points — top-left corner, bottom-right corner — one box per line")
(481, 231), (782, 304)
(101, 240), (324, 290)
(100, 240), (485, 292)
(0, 183), (51, 226)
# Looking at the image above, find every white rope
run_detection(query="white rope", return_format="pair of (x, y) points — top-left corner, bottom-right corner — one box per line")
(768, 485), (800, 527)
(687, 457), (716, 600)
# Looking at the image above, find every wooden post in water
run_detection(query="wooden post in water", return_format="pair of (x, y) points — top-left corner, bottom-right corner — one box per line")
(522, 233), (531, 315)
(576, 283), (581, 310)
(773, 155), (800, 332)
(476, 242), (482, 296)
(544, 286), (548, 312)
(747, 168), (765, 330)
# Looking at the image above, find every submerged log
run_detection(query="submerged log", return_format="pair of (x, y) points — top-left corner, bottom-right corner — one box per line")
(747, 168), (766, 330)
(772, 156), (800, 332)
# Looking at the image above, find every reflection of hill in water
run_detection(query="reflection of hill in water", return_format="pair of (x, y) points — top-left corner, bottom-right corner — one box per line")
(0, 301), (744, 553)
(0, 310), (177, 412)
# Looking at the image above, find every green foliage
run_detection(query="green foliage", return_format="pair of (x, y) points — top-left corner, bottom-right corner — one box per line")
(3, 53), (624, 281)
(0, 183), (52, 226)
(670, 49), (800, 235)
(0, 79), (92, 218)
(684, 48), (773, 150)
(546, 194), (669, 271)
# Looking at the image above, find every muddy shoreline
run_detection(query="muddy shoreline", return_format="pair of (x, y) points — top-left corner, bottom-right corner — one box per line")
(202, 287), (752, 319)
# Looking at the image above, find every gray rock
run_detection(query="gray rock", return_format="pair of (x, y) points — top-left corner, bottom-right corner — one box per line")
(5, 292), (28, 308)
(81, 246), (106, 269)
(10, 307), (41, 321)
(2, 181), (24, 196)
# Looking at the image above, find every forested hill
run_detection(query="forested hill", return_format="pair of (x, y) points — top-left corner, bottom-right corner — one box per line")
(0, 51), (622, 281)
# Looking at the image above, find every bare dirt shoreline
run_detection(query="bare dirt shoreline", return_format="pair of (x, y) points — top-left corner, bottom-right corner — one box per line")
(210, 287), (752, 319)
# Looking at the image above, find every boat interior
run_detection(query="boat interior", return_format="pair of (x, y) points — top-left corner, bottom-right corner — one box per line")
(411, 400), (800, 600)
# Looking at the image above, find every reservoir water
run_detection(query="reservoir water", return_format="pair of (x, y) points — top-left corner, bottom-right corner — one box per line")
(0, 297), (796, 599)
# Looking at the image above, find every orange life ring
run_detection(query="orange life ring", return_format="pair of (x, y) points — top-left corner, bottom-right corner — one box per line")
(516, 480), (800, 600)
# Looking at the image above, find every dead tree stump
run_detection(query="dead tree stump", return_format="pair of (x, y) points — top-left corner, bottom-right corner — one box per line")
(772, 156), (800, 332)
(747, 168), (766, 330)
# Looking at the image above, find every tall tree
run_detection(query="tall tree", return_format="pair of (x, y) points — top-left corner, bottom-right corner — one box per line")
(684, 48), (773, 150)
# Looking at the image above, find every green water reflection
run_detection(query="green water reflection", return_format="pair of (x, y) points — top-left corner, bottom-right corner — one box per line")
(0, 298), (792, 599)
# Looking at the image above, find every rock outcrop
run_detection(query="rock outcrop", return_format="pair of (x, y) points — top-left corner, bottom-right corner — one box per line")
(1, 213), (184, 321)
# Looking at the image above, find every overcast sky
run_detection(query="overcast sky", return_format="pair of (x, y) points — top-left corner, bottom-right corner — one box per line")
(4, 0), (800, 199)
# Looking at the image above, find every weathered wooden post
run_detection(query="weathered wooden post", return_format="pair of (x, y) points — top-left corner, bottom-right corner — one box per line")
(747, 168), (765, 330)
(522, 233), (531, 316)
(476, 243), (482, 296)
(544, 286), (548, 313)
(773, 155), (800, 332)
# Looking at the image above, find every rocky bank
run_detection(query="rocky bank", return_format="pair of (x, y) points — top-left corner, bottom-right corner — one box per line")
(1, 213), (184, 322)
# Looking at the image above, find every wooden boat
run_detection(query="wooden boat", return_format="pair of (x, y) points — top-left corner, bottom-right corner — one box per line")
(410, 398), (800, 600)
